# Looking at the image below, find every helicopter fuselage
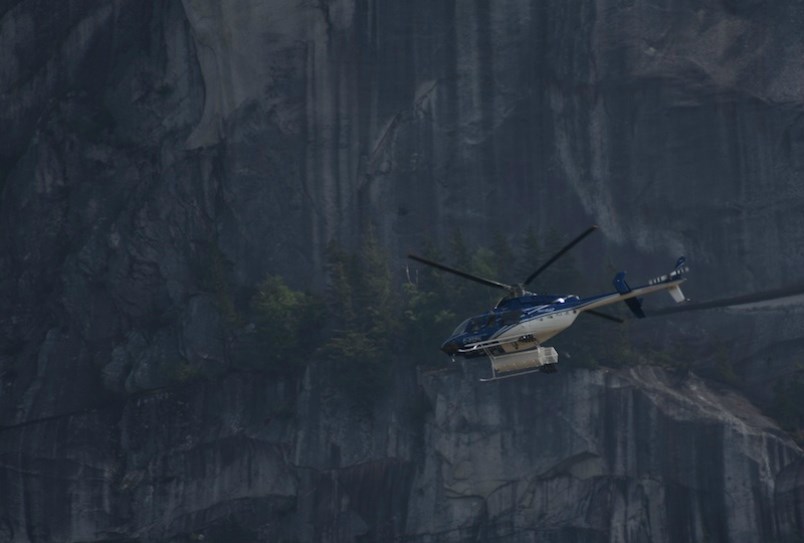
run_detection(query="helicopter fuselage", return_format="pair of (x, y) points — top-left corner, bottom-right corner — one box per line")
(440, 294), (580, 357)
(441, 273), (687, 358)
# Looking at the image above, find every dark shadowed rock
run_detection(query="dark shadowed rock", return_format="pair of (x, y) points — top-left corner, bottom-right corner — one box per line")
(0, 366), (800, 542)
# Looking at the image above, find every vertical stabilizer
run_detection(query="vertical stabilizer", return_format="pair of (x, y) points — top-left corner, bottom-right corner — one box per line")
(668, 285), (686, 303)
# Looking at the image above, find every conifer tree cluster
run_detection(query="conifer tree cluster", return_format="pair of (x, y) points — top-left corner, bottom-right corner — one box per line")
(316, 229), (400, 405)
(251, 274), (325, 375)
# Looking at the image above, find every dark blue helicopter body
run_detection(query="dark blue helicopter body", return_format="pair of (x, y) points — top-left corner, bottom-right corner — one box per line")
(438, 269), (687, 358)
(440, 293), (581, 357)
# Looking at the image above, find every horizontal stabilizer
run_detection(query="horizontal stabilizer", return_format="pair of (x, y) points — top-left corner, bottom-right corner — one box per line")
(613, 271), (646, 318)
(613, 271), (631, 295)
(624, 297), (646, 318)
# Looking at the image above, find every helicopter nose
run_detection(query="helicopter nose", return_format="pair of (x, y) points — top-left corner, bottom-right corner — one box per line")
(440, 339), (460, 355)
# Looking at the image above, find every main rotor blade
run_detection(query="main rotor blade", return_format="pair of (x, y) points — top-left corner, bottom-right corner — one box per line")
(584, 309), (625, 323)
(649, 282), (804, 317)
(523, 225), (599, 286)
(407, 254), (512, 291)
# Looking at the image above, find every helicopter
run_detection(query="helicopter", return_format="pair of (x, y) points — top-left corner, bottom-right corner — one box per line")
(408, 225), (804, 381)
(408, 226), (689, 380)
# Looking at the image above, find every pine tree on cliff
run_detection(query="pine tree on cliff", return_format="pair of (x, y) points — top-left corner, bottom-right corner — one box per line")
(251, 274), (324, 375)
(319, 233), (394, 406)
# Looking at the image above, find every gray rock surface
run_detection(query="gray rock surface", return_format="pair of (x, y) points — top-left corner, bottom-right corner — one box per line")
(1, 0), (803, 541)
(0, 365), (801, 542)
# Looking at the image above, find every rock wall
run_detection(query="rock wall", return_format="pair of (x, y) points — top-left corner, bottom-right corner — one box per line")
(0, 365), (801, 542)
(1, 0), (803, 541)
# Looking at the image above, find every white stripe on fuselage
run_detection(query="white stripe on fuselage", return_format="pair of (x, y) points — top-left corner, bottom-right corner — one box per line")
(495, 310), (580, 345)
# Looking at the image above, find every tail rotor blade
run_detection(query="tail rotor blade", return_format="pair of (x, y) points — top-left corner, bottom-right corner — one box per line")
(650, 282), (804, 317)
(523, 225), (598, 286)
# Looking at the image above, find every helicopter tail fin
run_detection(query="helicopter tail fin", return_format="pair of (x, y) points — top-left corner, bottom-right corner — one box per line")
(613, 272), (646, 318)
(667, 285), (686, 303)
(648, 257), (689, 303)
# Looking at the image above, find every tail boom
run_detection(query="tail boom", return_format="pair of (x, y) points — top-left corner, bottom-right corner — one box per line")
(579, 259), (689, 316)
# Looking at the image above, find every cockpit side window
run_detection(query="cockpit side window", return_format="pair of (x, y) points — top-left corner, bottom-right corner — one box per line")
(500, 309), (521, 325)
(466, 318), (484, 333)
(455, 314), (500, 335)
(451, 318), (471, 336)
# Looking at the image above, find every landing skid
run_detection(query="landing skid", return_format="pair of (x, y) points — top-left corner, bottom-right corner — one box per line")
(479, 346), (559, 382)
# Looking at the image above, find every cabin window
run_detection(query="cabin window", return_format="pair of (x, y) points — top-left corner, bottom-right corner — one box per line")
(463, 315), (498, 333)
(451, 319), (471, 336)
(500, 310), (521, 325)
(466, 318), (486, 333)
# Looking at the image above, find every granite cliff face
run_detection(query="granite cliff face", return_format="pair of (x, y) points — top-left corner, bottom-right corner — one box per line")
(1, 365), (802, 542)
(1, 0), (803, 541)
